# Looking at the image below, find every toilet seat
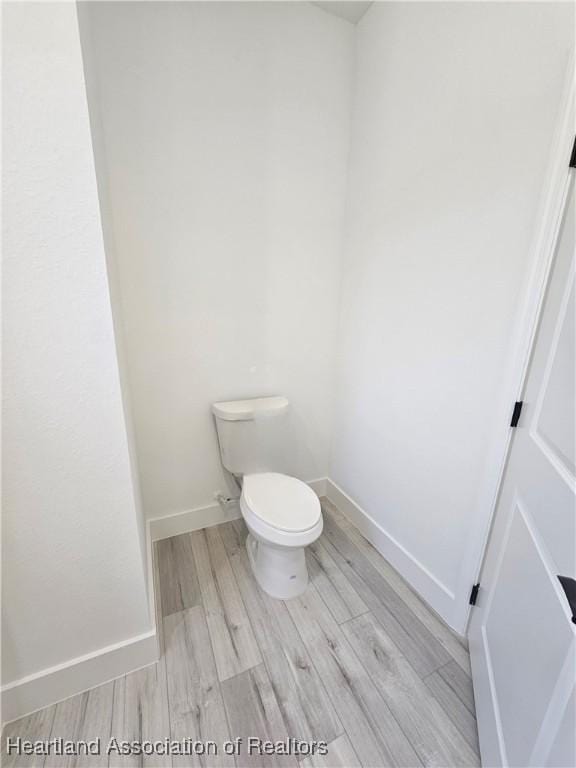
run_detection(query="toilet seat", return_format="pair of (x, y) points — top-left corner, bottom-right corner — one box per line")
(240, 473), (322, 548)
(242, 473), (321, 532)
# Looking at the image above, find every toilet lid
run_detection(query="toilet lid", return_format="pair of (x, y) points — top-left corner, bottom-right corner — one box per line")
(242, 473), (321, 533)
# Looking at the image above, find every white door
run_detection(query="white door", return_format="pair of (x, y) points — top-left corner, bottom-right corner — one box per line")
(468, 167), (576, 768)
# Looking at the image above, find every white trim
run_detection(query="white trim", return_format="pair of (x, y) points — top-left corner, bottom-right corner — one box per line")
(148, 501), (241, 542)
(147, 477), (328, 542)
(324, 478), (456, 623)
(1, 629), (158, 726)
(145, 520), (161, 659)
(306, 477), (328, 497)
(456, 53), (576, 635)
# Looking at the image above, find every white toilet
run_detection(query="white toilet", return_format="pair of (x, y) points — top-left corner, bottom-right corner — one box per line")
(212, 396), (322, 599)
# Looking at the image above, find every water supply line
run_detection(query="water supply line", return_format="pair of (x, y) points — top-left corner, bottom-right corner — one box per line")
(214, 473), (242, 509)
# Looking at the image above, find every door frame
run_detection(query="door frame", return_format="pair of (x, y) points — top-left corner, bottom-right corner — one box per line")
(452, 52), (576, 634)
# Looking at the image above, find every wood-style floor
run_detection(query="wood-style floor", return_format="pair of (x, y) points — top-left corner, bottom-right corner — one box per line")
(2, 499), (480, 768)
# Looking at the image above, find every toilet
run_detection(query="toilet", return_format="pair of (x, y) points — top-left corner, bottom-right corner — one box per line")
(212, 396), (322, 599)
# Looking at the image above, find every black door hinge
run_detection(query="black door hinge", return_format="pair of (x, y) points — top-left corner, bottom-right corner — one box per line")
(510, 401), (523, 428)
(558, 575), (576, 624)
(570, 135), (576, 168)
(469, 583), (480, 606)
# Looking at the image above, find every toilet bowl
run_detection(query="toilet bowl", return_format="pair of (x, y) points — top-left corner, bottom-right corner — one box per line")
(240, 472), (322, 599)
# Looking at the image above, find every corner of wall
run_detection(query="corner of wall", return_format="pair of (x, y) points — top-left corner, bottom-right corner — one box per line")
(76, 2), (151, 607)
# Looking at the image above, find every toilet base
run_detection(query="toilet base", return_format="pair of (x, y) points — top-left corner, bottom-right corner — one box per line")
(246, 533), (308, 599)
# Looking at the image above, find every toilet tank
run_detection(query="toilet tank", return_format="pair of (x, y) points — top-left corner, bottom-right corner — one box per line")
(212, 396), (289, 475)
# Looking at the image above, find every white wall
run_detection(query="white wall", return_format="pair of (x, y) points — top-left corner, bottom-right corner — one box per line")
(2, 1), (153, 717)
(331, 1), (574, 630)
(79, 1), (353, 520)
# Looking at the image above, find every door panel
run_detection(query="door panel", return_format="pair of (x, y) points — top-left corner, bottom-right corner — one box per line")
(485, 500), (572, 766)
(536, 280), (575, 475)
(469, 175), (575, 767)
(544, 686), (575, 768)
(514, 425), (576, 578)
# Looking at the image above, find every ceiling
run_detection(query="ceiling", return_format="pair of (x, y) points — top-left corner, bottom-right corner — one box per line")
(312, 2), (373, 25)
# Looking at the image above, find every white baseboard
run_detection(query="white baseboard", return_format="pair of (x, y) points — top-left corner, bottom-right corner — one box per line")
(307, 477), (328, 497)
(324, 478), (457, 628)
(2, 629), (158, 726)
(149, 501), (242, 541)
(148, 477), (328, 542)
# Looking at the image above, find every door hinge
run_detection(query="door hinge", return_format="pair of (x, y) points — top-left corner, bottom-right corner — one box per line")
(469, 583), (480, 606)
(570, 135), (576, 168)
(557, 575), (576, 624)
(510, 401), (523, 428)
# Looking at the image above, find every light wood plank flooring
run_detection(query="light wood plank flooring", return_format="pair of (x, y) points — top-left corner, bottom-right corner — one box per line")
(2, 499), (480, 768)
